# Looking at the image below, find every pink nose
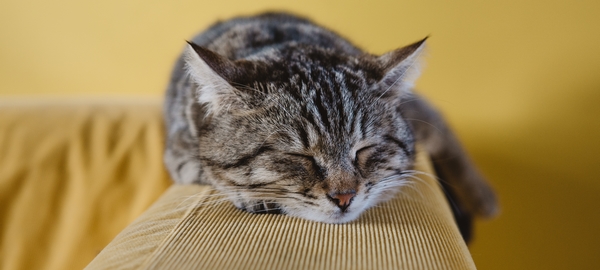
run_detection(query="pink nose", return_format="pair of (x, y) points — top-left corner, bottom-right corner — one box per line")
(327, 191), (356, 212)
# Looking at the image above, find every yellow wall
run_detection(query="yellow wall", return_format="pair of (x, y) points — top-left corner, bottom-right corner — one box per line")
(2, 1), (599, 269)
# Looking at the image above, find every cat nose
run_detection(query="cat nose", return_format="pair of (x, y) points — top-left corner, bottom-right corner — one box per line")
(327, 191), (356, 212)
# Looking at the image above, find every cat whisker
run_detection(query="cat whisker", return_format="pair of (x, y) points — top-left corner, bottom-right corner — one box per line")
(403, 168), (456, 188)
(174, 192), (220, 210)
(400, 180), (427, 201)
(402, 171), (465, 214)
(171, 197), (232, 212)
(403, 118), (444, 136)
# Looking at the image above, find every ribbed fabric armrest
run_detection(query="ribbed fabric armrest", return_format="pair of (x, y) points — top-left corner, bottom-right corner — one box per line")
(86, 148), (476, 270)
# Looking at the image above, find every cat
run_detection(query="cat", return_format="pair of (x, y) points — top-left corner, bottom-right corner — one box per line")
(163, 12), (497, 240)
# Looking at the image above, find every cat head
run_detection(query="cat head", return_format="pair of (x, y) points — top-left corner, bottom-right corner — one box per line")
(184, 39), (426, 223)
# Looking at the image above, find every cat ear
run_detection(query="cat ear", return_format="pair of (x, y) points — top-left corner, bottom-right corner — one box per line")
(183, 41), (245, 115)
(377, 37), (428, 94)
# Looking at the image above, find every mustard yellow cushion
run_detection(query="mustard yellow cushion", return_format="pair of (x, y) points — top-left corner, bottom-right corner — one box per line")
(0, 99), (171, 270)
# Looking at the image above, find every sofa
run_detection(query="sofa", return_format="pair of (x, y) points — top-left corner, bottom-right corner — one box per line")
(0, 99), (476, 269)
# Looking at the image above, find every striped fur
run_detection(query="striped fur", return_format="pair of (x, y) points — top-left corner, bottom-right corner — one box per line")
(164, 12), (497, 225)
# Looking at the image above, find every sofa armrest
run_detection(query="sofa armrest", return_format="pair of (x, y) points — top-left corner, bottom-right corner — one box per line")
(86, 148), (476, 270)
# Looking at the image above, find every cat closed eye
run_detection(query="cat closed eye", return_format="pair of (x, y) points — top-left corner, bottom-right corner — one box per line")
(285, 153), (315, 161)
(285, 153), (324, 175)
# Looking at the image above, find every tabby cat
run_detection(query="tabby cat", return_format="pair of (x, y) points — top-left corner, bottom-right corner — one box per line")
(163, 12), (497, 240)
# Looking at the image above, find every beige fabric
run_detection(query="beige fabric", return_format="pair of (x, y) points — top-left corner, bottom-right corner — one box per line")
(87, 148), (475, 270)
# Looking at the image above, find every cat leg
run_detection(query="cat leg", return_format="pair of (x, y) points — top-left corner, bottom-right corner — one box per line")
(238, 200), (282, 215)
(401, 93), (499, 218)
(164, 128), (203, 185)
(164, 71), (207, 185)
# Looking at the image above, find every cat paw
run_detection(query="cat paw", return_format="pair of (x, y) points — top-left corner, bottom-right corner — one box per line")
(471, 183), (500, 218)
(238, 201), (282, 214)
(458, 175), (500, 219)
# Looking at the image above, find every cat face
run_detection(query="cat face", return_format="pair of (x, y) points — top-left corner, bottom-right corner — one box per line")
(185, 40), (425, 223)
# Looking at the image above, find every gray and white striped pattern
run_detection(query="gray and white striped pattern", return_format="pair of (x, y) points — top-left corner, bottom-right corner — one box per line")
(163, 12), (497, 227)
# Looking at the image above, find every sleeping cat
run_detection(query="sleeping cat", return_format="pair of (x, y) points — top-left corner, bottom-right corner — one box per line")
(163, 12), (497, 237)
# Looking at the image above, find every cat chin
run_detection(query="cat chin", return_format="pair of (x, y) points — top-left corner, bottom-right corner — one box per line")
(292, 209), (364, 224)
(230, 198), (365, 224)
(286, 205), (368, 224)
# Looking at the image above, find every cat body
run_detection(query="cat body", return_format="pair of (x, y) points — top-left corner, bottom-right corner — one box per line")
(164, 13), (497, 234)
